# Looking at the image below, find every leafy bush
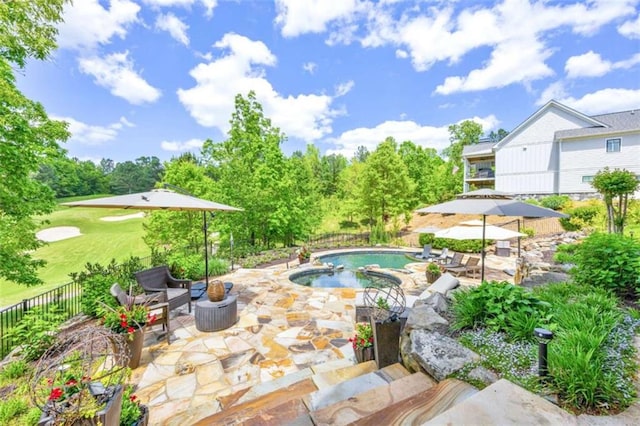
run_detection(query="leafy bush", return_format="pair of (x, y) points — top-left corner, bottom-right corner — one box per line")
(540, 195), (570, 210)
(370, 222), (390, 244)
(560, 233), (640, 299)
(521, 227), (535, 238)
(81, 274), (118, 317)
(524, 198), (541, 206)
(7, 306), (65, 361)
(0, 398), (30, 424)
(0, 360), (29, 380)
(167, 251), (206, 279)
(559, 205), (602, 231)
(418, 233), (485, 253)
(451, 281), (552, 339)
(208, 257), (230, 276)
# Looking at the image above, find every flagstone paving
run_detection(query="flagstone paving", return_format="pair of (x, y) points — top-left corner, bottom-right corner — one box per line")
(126, 249), (521, 424)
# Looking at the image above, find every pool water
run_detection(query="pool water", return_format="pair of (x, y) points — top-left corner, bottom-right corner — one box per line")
(290, 250), (416, 288)
(317, 251), (415, 270)
(291, 269), (395, 288)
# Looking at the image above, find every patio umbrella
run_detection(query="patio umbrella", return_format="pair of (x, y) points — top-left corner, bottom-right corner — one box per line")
(62, 188), (243, 287)
(434, 221), (526, 241)
(416, 189), (568, 282)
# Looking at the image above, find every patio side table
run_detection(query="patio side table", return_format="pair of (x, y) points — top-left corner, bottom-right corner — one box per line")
(195, 295), (237, 332)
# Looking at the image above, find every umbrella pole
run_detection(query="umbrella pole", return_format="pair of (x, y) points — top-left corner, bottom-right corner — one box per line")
(517, 218), (521, 258)
(203, 211), (209, 289)
(481, 215), (486, 283)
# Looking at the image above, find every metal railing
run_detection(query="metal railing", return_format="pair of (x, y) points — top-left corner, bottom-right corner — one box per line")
(1, 281), (82, 358)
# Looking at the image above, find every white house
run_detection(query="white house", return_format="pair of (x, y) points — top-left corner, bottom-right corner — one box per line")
(462, 100), (640, 198)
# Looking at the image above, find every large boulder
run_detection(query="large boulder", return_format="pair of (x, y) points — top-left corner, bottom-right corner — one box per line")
(411, 330), (480, 381)
(404, 305), (449, 334)
(420, 292), (449, 315)
(419, 272), (459, 297)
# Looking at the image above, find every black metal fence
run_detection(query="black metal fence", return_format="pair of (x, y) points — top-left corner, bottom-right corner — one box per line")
(305, 232), (372, 248)
(1, 280), (82, 358)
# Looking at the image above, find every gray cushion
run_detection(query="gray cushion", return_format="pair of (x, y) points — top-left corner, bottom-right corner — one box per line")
(420, 272), (460, 297)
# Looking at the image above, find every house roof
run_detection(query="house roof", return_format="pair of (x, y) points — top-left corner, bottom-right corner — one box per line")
(492, 100), (603, 151)
(462, 141), (494, 157)
(555, 110), (640, 139)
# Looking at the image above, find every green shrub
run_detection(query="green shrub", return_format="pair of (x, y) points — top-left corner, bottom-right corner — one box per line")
(370, 222), (390, 244)
(540, 195), (570, 210)
(451, 281), (552, 338)
(0, 360), (29, 380)
(521, 227), (535, 238)
(7, 306), (65, 361)
(81, 274), (118, 317)
(208, 257), (230, 276)
(525, 198), (541, 206)
(418, 233), (485, 253)
(561, 233), (640, 299)
(560, 205), (602, 231)
(0, 397), (30, 424)
(167, 251), (206, 279)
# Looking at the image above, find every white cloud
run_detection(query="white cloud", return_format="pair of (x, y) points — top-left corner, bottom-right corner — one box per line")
(536, 81), (569, 106)
(565, 51), (612, 78)
(57, 0), (140, 50)
(556, 88), (640, 115)
(78, 52), (162, 105)
(155, 13), (190, 45)
(326, 115), (498, 158)
(274, 0), (362, 37)
(303, 62), (317, 74)
(142, 0), (218, 17)
(160, 138), (204, 152)
(335, 80), (354, 97)
(619, 14), (640, 38)
(177, 33), (342, 141)
(52, 116), (134, 145)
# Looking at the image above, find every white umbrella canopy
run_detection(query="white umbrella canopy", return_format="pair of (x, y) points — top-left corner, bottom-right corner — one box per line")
(63, 189), (243, 287)
(435, 223), (526, 241)
(416, 189), (568, 282)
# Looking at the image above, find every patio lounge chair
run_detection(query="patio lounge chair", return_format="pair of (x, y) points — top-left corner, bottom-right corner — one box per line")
(110, 283), (170, 344)
(442, 252), (464, 269)
(415, 244), (433, 260)
(135, 265), (192, 313)
(447, 256), (481, 278)
(434, 248), (449, 264)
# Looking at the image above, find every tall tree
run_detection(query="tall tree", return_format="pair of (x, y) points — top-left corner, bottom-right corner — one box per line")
(320, 153), (348, 196)
(0, 0), (70, 285)
(398, 141), (445, 206)
(592, 167), (639, 234)
(357, 137), (415, 226)
(440, 120), (483, 199)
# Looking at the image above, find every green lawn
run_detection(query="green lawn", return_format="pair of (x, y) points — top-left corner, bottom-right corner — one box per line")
(0, 204), (149, 308)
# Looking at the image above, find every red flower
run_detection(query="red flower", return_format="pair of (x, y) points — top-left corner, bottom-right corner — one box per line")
(65, 379), (77, 386)
(49, 388), (63, 401)
(120, 313), (127, 320)
(130, 395), (137, 402)
(127, 326), (135, 334)
(120, 321), (128, 328)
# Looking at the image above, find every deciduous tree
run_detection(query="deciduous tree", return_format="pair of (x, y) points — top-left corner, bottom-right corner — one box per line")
(592, 167), (639, 234)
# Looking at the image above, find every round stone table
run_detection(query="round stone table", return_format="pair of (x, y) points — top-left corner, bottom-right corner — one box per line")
(195, 295), (238, 332)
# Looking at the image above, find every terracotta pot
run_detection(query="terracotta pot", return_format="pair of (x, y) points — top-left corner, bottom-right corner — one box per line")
(354, 346), (375, 363)
(207, 280), (226, 302)
(126, 328), (144, 369)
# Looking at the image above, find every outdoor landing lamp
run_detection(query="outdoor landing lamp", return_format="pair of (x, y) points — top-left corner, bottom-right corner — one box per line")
(534, 327), (553, 379)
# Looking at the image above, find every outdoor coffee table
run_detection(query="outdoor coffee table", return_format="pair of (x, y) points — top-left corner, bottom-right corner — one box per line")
(194, 295), (238, 332)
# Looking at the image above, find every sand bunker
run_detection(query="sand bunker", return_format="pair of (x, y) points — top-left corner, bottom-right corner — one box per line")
(100, 212), (145, 222)
(36, 226), (82, 242)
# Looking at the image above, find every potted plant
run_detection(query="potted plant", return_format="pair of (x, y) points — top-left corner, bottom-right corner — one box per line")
(426, 262), (442, 284)
(349, 323), (374, 363)
(296, 246), (311, 264)
(121, 385), (149, 426)
(102, 303), (157, 369)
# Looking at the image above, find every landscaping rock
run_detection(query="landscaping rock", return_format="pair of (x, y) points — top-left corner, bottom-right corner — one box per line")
(419, 273), (459, 297)
(421, 292), (449, 315)
(399, 333), (425, 374)
(410, 330), (480, 381)
(404, 305), (449, 334)
(468, 366), (499, 386)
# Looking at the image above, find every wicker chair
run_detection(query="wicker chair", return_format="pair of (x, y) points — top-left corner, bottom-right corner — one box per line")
(110, 283), (170, 344)
(134, 265), (192, 313)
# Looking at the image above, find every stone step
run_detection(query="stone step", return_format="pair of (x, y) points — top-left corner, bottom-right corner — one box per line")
(347, 378), (478, 425)
(311, 360), (378, 389)
(424, 379), (578, 425)
(232, 367), (314, 407)
(238, 399), (315, 426)
(303, 363), (412, 412)
(192, 378), (318, 425)
(310, 372), (437, 425)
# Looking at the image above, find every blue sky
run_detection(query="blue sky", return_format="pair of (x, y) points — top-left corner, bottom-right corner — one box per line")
(17, 0), (640, 163)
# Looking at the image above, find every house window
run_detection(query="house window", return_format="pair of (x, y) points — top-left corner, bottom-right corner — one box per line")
(582, 176), (594, 183)
(606, 138), (621, 152)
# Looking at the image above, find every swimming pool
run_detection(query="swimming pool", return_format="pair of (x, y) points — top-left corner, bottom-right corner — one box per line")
(289, 250), (416, 288)
(290, 268), (400, 288)
(317, 250), (416, 270)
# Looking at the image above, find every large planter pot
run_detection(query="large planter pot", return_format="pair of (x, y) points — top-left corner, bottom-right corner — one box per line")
(38, 384), (123, 426)
(354, 346), (375, 363)
(298, 256), (310, 264)
(426, 270), (441, 284)
(371, 319), (401, 369)
(207, 280), (226, 302)
(126, 328), (145, 369)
